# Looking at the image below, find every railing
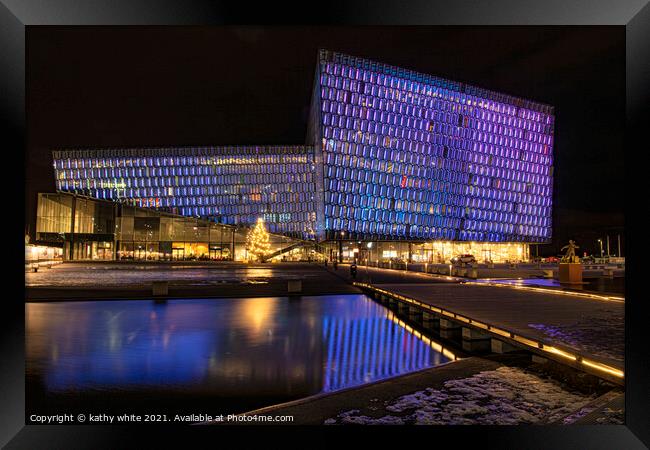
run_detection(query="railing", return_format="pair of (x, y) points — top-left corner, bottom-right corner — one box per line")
(262, 242), (312, 262)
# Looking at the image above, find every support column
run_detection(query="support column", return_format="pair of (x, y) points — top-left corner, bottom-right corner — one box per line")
(69, 194), (76, 261)
(491, 339), (519, 354)
(231, 227), (235, 261)
(422, 312), (439, 329)
(461, 327), (492, 352)
(408, 305), (422, 322)
(439, 318), (461, 339)
(113, 202), (118, 260)
(397, 301), (410, 315)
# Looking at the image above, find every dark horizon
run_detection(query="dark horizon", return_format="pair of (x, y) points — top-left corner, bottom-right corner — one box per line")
(25, 26), (625, 255)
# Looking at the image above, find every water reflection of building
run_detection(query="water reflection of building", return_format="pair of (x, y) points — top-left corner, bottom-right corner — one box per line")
(25, 299), (323, 396)
(322, 316), (449, 392)
(26, 296), (453, 398)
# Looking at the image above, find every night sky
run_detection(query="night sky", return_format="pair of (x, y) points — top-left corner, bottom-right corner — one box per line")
(26, 26), (625, 255)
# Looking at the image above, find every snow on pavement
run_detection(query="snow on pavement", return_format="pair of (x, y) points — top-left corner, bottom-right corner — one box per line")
(528, 307), (624, 364)
(324, 366), (596, 425)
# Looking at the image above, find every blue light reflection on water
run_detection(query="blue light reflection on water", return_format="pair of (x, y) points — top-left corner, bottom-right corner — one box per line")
(26, 295), (450, 398)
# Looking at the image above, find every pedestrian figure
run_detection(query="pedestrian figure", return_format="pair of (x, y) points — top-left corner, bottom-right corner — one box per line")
(333, 260), (338, 270)
(324, 259), (328, 267)
(350, 263), (358, 279)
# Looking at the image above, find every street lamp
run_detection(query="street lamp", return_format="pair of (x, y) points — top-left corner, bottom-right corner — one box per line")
(366, 242), (373, 281)
(597, 239), (603, 258)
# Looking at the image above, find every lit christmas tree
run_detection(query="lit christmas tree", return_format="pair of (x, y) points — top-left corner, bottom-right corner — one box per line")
(246, 217), (271, 261)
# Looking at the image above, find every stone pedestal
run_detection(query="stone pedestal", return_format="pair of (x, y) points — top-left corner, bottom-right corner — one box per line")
(558, 263), (582, 284)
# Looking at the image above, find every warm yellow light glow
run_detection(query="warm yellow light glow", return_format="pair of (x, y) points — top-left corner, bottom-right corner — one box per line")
(513, 335), (539, 348)
(489, 327), (512, 338)
(542, 346), (577, 361)
(442, 349), (457, 360)
(581, 359), (624, 378)
(240, 298), (276, 335)
(246, 217), (271, 261)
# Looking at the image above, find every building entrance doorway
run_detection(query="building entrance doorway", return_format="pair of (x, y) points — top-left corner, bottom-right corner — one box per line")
(172, 248), (184, 261)
(135, 245), (146, 260)
(209, 246), (222, 260)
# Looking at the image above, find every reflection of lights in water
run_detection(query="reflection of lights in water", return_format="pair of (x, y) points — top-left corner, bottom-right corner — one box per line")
(163, 331), (170, 349)
(107, 311), (124, 352)
(27, 296), (453, 398)
(242, 268), (274, 278)
(240, 298), (277, 335)
(321, 309), (452, 393)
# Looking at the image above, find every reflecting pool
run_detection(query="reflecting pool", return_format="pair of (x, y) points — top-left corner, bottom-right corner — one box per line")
(26, 295), (453, 416)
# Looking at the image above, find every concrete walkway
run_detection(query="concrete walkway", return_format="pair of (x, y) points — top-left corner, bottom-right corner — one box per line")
(364, 282), (624, 372)
(25, 262), (360, 300)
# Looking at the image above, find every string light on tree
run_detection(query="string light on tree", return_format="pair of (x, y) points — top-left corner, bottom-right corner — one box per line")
(246, 217), (271, 261)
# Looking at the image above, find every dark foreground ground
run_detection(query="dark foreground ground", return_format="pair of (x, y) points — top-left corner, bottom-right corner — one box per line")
(218, 353), (622, 426)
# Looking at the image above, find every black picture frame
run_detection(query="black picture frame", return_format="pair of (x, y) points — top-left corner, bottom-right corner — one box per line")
(2, 1), (647, 448)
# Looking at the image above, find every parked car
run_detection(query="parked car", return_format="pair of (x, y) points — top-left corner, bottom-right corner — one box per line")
(451, 254), (476, 266)
(541, 256), (559, 263)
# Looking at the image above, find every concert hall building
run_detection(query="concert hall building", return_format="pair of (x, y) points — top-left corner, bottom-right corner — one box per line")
(38, 50), (555, 263)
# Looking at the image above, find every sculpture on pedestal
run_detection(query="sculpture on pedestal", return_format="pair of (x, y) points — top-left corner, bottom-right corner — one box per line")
(560, 240), (580, 263)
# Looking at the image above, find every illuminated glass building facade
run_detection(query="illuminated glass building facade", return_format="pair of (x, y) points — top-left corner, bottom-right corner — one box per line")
(308, 50), (554, 244)
(36, 192), (308, 261)
(47, 50), (554, 263)
(52, 146), (318, 239)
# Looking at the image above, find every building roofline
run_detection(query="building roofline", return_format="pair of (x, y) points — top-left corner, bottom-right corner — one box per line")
(52, 145), (315, 159)
(318, 49), (554, 113)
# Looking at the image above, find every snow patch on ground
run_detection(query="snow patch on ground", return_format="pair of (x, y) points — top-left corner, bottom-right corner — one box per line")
(528, 309), (624, 363)
(596, 407), (624, 425)
(325, 366), (595, 425)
